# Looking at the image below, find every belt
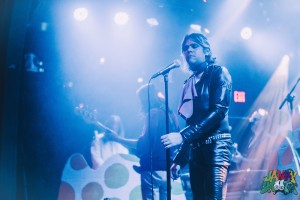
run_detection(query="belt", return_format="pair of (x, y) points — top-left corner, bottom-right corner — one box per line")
(191, 133), (231, 148)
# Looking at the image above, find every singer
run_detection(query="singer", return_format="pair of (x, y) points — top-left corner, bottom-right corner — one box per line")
(161, 33), (233, 200)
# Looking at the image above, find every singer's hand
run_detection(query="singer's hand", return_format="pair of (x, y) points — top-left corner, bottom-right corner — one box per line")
(171, 163), (181, 180)
(161, 132), (183, 148)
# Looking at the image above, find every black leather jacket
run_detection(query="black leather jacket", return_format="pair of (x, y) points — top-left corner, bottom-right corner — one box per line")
(174, 64), (232, 167)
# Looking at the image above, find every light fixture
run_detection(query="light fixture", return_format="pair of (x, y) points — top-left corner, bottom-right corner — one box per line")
(73, 7), (89, 22)
(190, 24), (201, 32)
(146, 18), (159, 26)
(114, 12), (129, 25)
(240, 27), (252, 40)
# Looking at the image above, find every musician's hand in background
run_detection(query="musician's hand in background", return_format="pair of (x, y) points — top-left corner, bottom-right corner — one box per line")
(104, 130), (119, 141)
(170, 163), (181, 180)
(231, 143), (243, 164)
(93, 130), (105, 141)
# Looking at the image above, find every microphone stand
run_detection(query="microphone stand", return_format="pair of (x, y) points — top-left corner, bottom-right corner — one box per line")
(163, 73), (171, 200)
(279, 78), (300, 110)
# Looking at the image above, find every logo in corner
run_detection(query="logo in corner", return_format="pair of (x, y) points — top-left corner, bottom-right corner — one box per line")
(260, 169), (298, 196)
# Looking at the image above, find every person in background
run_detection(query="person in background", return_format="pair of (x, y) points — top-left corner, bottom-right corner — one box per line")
(161, 32), (233, 200)
(105, 83), (180, 200)
(292, 104), (300, 133)
(231, 108), (270, 170)
(90, 114), (129, 169)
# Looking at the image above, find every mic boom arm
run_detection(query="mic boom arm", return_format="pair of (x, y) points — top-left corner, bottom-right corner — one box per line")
(279, 78), (300, 110)
(150, 59), (181, 79)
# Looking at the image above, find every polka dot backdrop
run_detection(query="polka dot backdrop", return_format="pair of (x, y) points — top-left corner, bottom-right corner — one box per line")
(58, 153), (185, 200)
(264, 131), (300, 200)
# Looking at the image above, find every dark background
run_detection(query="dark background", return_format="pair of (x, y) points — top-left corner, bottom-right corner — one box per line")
(1, 0), (300, 199)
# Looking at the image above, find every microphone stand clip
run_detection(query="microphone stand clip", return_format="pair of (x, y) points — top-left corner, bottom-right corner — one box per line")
(279, 78), (300, 111)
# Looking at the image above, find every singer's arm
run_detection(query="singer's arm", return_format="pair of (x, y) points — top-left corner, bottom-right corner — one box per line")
(161, 66), (231, 147)
(179, 66), (232, 143)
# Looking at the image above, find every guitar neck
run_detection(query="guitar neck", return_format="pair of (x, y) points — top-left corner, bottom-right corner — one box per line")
(94, 121), (115, 134)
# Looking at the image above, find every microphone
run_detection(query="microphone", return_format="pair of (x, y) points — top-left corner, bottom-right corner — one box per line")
(151, 59), (181, 79)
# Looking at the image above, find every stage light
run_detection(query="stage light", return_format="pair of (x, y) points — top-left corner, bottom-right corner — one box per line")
(99, 57), (106, 65)
(40, 22), (48, 31)
(240, 27), (252, 40)
(281, 54), (290, 64)
(64, 81), (74, 88)
(114, 12), (129, 25)
(277, 54), (290, 75)
(146, 18), (159, 26)
(137, 78), (143, 83)
(73, 7), (89, 22)
(204, 28), (210, 34)
(258, 108), (268, 117)
(190, 24), (201, 32)
(157, 91), (165, 99)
